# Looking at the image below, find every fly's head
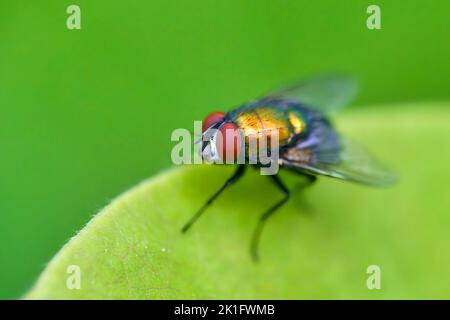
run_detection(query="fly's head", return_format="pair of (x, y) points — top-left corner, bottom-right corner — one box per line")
(201, 111), (241, 163)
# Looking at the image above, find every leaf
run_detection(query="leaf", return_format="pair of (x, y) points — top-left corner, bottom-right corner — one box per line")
(26, 104), (450, 299)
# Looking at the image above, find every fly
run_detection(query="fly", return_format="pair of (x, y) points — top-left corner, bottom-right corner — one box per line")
(181, 74), (396, 261)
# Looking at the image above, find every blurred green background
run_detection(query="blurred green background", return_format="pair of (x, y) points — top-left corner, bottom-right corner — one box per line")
(0, 0), (449, 299)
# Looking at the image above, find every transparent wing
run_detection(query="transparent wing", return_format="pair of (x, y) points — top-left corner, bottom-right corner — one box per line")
(266, 74), (358, 113)
(281, 122), (396, 186)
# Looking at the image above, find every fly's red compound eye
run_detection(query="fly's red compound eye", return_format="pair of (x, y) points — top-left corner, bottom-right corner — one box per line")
(216, 122), (241, 162)
(202, 111), (226, 132)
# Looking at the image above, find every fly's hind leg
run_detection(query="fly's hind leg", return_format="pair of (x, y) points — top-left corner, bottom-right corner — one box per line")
(290, 171), (317, 213)
(250, 174), (290, 262)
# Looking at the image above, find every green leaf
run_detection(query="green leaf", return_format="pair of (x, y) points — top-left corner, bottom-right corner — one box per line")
(26, 104), (450, 299)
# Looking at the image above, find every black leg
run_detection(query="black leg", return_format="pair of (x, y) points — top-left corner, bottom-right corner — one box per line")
(182, 165), (246, 233)
(290, 172), (317, 213)
(250, 174), (290, 262)
(293, 172), (317, 187)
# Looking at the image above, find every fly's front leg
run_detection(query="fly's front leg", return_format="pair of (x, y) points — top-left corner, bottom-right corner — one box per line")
(250, 174), (290, 261)
(182, 165), (246, 233)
